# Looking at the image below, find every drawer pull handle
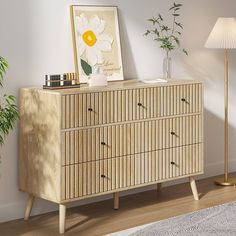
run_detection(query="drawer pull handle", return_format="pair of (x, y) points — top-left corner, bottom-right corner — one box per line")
(137, 103), (143, 107)
(181, 98), (190, 104)
(171, 161), (176, 165)
(101, 174), (106, 178)
(171, 131), (176, 135)
(101, 142), (106, 145)
(88, 108), (93, 111)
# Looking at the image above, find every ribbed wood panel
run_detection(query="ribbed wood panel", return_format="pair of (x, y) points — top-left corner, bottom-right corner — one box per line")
(61, 143), (203, 200)
(61, 114), (202, 165)
(61, 84), (203, 129)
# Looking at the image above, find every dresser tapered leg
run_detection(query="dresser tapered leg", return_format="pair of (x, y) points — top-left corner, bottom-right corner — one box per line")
(113, 192), (119, 210)
(24, 194), (34, 220)
(157, 183), (162, 192)
(189, 177), (199, 200)
(59, 204), (66, 234)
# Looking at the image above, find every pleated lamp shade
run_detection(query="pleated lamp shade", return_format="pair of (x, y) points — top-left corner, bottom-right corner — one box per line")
(205, 17), (236, 49)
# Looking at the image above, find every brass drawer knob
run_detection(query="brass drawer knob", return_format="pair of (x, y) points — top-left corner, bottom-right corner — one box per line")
(101, 142), (106, 145)
(101, 174), (106, 178)
(88, 108), (93, 112)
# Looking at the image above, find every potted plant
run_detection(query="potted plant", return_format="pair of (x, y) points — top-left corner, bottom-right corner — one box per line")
(144, 2), (187, 79)
(0, 56), (18, 145)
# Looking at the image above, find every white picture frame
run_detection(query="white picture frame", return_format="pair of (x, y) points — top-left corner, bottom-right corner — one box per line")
(70, 5), (124, 83)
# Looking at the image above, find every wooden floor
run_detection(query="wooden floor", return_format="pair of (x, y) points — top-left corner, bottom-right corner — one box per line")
(1, 174), (236, 236)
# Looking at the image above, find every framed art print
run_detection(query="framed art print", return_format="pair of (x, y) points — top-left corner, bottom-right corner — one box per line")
(70, 5), (124, 83)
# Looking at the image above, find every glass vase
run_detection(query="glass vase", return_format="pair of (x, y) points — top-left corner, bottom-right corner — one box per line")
(163, 56), (172, 79)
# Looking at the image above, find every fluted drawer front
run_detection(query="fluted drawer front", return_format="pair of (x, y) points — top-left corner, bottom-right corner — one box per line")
(61, 156), (135, 200)
(61, 84), (202, 129)
(132, 143), (203, 185)
(61, 143), (203, 200)
(61, 114), (202, 165)
(137, 83), (202, 119)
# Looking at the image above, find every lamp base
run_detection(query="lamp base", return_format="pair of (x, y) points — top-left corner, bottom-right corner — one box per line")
(214, 177), (236, 186)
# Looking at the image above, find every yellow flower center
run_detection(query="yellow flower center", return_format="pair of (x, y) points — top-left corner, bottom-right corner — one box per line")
(82, 30), (97, 47)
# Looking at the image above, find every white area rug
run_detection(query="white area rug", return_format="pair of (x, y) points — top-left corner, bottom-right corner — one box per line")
(107, 201), (236, 236)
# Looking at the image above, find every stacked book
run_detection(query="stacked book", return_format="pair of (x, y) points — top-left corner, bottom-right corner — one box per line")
(43, 73), (80, 89)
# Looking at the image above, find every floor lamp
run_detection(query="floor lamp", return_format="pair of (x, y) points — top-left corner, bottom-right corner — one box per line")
(205, 18), (236, 186)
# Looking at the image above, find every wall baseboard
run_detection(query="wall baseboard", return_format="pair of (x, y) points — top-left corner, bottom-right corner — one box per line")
(1, 159), (236, 223)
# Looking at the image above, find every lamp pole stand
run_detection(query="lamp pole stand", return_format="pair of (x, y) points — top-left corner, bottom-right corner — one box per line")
(215, 49), (236, 186)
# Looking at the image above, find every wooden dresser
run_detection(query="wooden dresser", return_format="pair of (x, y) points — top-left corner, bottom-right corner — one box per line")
(19, 79), (204, 233)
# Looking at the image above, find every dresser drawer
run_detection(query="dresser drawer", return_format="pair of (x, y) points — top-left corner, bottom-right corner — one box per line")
(61, 155), (136, 200)
(132, 143), (203, 185)
(61, 84), (203, 129)
(136, 83), (202, 119)
(61, 143), (203, 200)
(61, 114), (203, 165)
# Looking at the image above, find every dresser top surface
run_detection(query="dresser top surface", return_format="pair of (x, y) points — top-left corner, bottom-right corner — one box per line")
(23, 79), (203, 95)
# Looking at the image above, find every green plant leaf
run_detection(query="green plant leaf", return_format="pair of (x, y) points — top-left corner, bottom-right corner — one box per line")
(144, 30), (151, 36)
(170, 3), (183, 10)
(174, 3), (183, 7)
(0, 56), (9, 86)
(152, 28), (160, 36)
(172, 36), (180, 46)
(81, 59), (92, 76)
(161, 26), (170, 31)
(0, 93), (19, 145)
(183, 49), (188, 56)
(175, 22), (183, 29)
(144, 2), (187, 57)
(147, 18), (158, 25)
(158, 14), (163, 21)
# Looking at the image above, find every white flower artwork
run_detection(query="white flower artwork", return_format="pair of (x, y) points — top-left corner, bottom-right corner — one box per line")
(71, 6), (124, 83)
(76, 14), (114, 66)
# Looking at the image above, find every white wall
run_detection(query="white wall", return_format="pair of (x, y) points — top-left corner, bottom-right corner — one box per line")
(1, 0), (236, 223)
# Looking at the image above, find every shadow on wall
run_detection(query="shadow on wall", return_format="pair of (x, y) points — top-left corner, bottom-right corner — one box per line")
(204, 108), (223, 167)
(180, 49), (236, 104)
(204, 108), (236, 171)
(228, 52), (236, 107)
(181, 57), (214, 84)
(118, 11), (138, 79)
(178, 50), (223, 85)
